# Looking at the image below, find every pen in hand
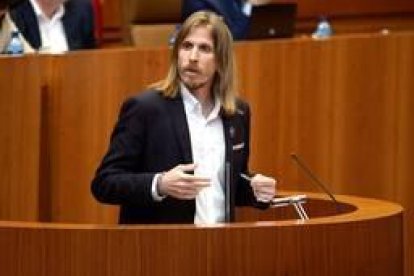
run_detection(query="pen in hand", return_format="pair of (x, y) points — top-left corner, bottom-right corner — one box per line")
(240, 173), (251, 182)
(240, 173), (271, 203)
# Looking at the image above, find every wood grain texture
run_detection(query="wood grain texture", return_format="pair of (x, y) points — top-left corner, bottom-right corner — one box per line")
(291, 0), (414, 17)
(44, 33), (414, 274)
(235, 33), (414, 275)
(40, 48), (170, 223)
(0, 32), (413, 274)
(296, 16), (414, 36)
(0, 194), (404, 276)
(0, 56), (41, 221)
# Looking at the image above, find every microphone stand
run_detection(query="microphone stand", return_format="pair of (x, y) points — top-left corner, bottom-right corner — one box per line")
(271, 194), (309, 221)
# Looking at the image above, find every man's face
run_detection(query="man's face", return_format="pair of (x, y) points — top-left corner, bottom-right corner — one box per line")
(178, 26), (217, 92)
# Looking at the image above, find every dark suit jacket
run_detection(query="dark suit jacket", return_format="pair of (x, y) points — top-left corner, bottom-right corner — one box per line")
(181, 0), (250, 40)
(92, 90), (261, 224)
(9, 0), (96, 50)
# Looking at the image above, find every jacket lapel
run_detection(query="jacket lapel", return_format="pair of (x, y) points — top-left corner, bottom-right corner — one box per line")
(222, 112), (236, 222)
(222, 114), (235, 165)
(165, 94), (193, 164)
(10, 0), (42, 49)
(61, 1), (76, 50)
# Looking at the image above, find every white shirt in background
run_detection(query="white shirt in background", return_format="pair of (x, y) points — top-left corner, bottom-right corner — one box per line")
(29, 0), (68, 53)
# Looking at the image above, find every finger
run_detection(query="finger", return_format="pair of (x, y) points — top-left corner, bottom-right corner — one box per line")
(256, 197), (272, 203)
(255, 186), (276, 196)
(252, 190), (272, 202)
(178, 190), (198, 199)
(171, 191), (197, 200)
(253, 185), (275, 198)
(252, 180), (276, 189)
(251, 184), (275, 193)
(173, 181), (210, 193)
(254, 189), (275, 198)
(255, 191), (275, 199)
(176, 163), (197, 172)
(181, 174), (211, 183)
(191, 180), (211, 188)
(176, 184), (203, 199)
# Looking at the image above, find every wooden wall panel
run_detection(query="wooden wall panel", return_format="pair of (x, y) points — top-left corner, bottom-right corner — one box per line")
(41, 49), (170, 223)
(39, 33), (414, 273)
(232, 34), (413, 202)
(236, 34), (414, 275)
(395, 34), (414, 276)
(0, 56), (41, 221)
(293, 0), (414, 18)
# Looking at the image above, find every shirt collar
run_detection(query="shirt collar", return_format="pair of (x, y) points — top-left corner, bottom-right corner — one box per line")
(180, 83), (221, 120)
(29, 0), (65, 22)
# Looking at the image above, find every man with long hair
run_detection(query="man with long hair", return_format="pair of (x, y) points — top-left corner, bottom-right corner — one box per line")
(92, 11), (276, 224)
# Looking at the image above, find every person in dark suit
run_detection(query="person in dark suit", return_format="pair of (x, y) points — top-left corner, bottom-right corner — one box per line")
(0, 0), (36, 52)
(91, 11), (276, 224)
(181, 0), (270, 40)
(6, 0), (95, 52)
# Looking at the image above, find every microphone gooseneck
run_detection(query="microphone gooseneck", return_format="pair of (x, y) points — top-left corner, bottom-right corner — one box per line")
(290, 153), (340, 212)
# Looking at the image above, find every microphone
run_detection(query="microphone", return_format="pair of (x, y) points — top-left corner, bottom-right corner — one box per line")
(224, 161), (231, 222)
(290, 153), (341, 212)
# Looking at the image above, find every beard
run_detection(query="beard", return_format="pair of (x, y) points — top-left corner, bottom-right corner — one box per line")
(179, 68), (208, 91)
(183, 78), (206, 91)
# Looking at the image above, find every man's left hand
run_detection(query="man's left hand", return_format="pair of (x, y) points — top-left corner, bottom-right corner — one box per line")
(250, 174), (276, 202)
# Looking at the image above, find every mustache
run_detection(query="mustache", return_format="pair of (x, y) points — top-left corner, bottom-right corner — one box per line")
(182, 66), (201, 73)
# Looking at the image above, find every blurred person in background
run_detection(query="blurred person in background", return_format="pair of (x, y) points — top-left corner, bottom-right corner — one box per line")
(0, 0), (35, 52)
(181, 0), (270, 40)
(1, 0), (96, 53)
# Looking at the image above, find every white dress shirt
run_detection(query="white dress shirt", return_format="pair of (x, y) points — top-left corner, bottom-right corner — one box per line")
(29, 0), (68, 53)
(180, 85), (226, 224)
(151, 85), (226, 224)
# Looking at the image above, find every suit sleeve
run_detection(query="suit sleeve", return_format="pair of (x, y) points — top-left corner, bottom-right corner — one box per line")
(235, 102), (269, 208)
(91, 97), (157, 207)
(81, 0), (96, 49)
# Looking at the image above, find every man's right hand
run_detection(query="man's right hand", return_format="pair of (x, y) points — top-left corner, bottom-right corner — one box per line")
(157, 164), (211, 200)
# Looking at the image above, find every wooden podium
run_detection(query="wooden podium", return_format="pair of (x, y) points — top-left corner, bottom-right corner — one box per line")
(0, 192), (403, 275)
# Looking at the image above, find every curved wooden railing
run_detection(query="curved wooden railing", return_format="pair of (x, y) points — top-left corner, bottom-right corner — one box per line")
(0, 192), (403, 276)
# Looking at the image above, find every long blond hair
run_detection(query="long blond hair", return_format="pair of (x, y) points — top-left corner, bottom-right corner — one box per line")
(150, 11), (238, 115)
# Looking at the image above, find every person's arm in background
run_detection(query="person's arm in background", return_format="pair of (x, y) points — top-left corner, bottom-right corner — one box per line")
(63, 0), (97, 50)
(77, 0), (96, 49)
(83, 0), (97, 49)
